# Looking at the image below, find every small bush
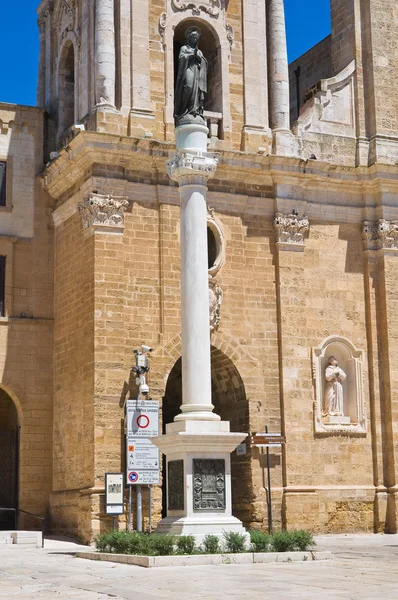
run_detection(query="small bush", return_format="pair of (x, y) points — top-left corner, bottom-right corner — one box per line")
(249, 530), (270, 553)
(270, 531), (297, 553)
(176, 535), (196, 555)
(95, 532), (114, 553)
(223, 531), (247, 554)
(147, 534), (175, 556)
(291, 530), (316, 551)
(203, 534), (220, 554)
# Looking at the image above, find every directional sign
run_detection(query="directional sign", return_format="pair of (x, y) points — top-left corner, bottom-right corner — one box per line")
(127, 438), (159, 471)
(126, 400), (159, 438)
(250, 433), (286, 447)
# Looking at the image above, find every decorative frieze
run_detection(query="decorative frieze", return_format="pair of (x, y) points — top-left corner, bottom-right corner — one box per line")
(273, 211), (310, 251)
(362, 220), (398, 251)
(78, 194), (129, 232)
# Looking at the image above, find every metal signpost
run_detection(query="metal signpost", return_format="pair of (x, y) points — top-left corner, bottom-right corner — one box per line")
(250, 427), (286, 534)
(105, 472), (124, 530)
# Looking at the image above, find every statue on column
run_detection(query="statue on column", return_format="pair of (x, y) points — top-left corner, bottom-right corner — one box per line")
(174, 26), (208, 126)
(323, 356), (347, 417)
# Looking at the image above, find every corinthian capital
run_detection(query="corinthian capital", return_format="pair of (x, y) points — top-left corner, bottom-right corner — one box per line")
(167, 150), (218, 186)
(273, 212), (310, 251)
(362, 220), (398, 251)
(78, 194), (129, 232)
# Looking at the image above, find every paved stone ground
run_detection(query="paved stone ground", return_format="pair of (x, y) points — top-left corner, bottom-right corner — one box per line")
(0, 533), (397, 599)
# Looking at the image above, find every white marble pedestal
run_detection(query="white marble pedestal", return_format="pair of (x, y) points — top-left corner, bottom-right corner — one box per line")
(152, 420), (248, 544)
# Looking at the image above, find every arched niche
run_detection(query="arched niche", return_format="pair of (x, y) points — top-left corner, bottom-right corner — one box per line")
(161, 10), (232, 140)
(312, 336), (366, 435)
(162, 346), (252, 525)
(57, 39), (76, 139)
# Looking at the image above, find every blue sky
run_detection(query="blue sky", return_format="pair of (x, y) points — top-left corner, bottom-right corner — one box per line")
(0, 1), (331, 107)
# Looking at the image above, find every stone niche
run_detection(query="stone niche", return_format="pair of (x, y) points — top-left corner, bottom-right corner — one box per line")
(312, 336), (366, 435)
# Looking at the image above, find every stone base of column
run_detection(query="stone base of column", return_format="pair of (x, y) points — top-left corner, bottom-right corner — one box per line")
(241, 126), (272, 153)
(151, 420), (249, 545)
(272, 128), (298, 157)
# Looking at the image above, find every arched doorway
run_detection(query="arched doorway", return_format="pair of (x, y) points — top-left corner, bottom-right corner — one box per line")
(0, 388), (19, 529)
(162, 347), (253, 524)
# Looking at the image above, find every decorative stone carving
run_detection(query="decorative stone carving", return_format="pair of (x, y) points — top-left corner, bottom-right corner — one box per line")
(273, 211), (310, 251)
(159, 12), (167, 43)
(209, 279), (222, 332)
(168, 460), (184, 511)
(171, 0), (221, 17)
(362, 220), (398, 251)
(226, 23), (234, 48)
(168, 150), (218, 185)
(193, 459), (226, 511)
(312, 336), (366, 435)
(78, 194), (129, 232)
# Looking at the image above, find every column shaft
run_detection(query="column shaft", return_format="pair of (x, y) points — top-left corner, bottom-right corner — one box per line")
(95, 0), (116, 108)
(267, 0), (290, 131)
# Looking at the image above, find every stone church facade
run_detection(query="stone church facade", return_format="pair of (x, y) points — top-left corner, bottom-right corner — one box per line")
(0, 0), (397, 542)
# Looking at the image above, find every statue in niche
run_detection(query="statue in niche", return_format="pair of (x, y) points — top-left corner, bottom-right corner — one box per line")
(323, 356), (347, 417)
(174, 26), (208, 126)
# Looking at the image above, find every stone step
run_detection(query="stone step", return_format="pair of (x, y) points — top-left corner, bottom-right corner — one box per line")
(0, 531), (42, 547)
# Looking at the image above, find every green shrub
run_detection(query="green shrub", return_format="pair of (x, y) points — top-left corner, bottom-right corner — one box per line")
(270, 531), (297, 553)
(249, 530), (270, 553)
(203, 534), (220, 554)
(147, 534), (175, 556)
(95, 532), (114, 553)
(291, 530), (316, 551)
(176, 535), (196, 555)
(223, 531), (247, 554)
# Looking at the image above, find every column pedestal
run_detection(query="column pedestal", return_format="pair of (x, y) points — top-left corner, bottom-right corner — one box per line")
(152, 120), (248, 544)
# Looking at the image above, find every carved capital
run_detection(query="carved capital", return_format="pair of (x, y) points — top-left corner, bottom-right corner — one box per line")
(78, 194), (129, 233)
(273, 212), (310, 251)
(168, 150), (218, 186)
(171, 0), (221, 17)
(362, 220), (398, 251)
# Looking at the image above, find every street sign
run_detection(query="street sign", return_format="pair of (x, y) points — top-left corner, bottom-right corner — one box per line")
(126, 399), (159, 438)
(126, 399), (160, 485)
(250, 433), (286, 447)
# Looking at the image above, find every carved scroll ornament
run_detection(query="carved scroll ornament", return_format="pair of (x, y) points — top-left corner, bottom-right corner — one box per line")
(171, 0), (221, 17)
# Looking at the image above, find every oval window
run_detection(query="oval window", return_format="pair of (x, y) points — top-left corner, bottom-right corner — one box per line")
(207, 226), (218, 270)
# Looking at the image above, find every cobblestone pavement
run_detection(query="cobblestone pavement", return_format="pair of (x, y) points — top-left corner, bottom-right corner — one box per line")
(0, 534), (397, 599)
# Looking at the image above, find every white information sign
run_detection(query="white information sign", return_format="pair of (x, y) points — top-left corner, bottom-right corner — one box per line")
(126, 399), (159, 438)
(105, 473), (124, 515)
(126, 400), (160, 485)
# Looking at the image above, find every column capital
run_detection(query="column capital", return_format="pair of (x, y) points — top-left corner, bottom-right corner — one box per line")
(167, 150), (218, 186)
(78, 193), (129, 234)
(273, 211), (310, 251)
(362, 219), (398, 252)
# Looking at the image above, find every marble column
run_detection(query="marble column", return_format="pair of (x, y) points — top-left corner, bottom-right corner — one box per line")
(168, 125), (219, 422)
(95, 0), (116, 109)
(267, 0), (294, 154)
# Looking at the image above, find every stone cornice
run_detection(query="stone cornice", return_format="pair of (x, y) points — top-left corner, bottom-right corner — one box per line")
(362, 219), (398, 252)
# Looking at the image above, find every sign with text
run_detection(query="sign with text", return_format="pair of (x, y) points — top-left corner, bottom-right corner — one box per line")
(126, 400), (160, 485)
(105, 473), (124, 515)
(250, 433), (286, 447)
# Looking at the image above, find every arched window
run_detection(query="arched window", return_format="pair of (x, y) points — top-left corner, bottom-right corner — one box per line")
(58, 41), (75, 137)
(173, 19), (222, 119)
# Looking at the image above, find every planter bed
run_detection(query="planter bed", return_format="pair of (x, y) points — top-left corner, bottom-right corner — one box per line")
(76, 550), (332, 568)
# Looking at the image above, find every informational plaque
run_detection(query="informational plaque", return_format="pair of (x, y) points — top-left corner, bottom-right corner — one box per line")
(126, 399), (160, 485)
(193, 459), (226, 512)
(168, 460), (184, 511)
(105, 473), (124, 515)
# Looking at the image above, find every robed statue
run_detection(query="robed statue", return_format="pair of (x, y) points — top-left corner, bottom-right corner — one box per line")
(174, 26), (208, 125)
(323, 356), (347, 417)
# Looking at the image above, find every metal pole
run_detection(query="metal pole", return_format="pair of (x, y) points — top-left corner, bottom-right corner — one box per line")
(265, 425), (273, 534)
(137, 485), (143, 532)
(128, 485), (132, 531)
(112, 516), (117, 531)
(149, 485), (152, 534)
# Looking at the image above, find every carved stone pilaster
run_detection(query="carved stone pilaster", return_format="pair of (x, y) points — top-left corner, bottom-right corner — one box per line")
(273, 212), (310, 251)
(167, 150), (218, 187)
(78, 194), (129, 233)
(362, 220), (398, 252)
(209, 278), (223, 332)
